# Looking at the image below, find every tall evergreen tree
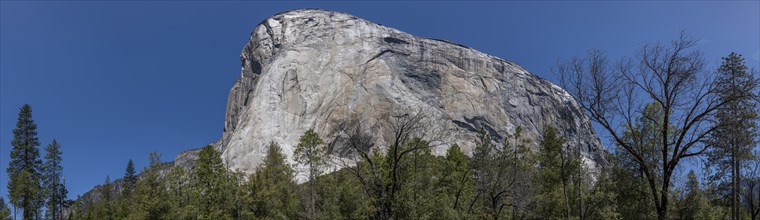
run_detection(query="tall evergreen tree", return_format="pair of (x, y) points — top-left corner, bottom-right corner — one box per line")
(705, 52), (760, 220)
(293, 129), (327, 219)
(123, 159), (137, 195)
(115, 159), (137, 218)
(676, 170), (710, 220)
(128, 152), (171, 219)
(42, 139), (66, 220)
(193, 145), (232, 219)
(95, 176), (115, 219)
(6, 104), (44, 219)
(243, 141), (298, 219)
(165, 165), (195, 219)
(535, 125), (578, 219)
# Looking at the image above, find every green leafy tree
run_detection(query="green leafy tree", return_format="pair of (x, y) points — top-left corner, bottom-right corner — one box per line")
(42, 139), (67, 220)
(293, 129), (327, 219)
(242, 141), (298, 219)
(7, 104), (44, 219)
(192, 145), (233, 220)
(705, 52), (760, 220)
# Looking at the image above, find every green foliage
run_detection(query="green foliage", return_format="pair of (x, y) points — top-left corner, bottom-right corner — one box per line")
(43, 139), (67, 220)
(242, 141), (298, 219)
(66, 105), (753, 220)
(123, 159), (137, 197)
(294, 129), (327, 219)
(470, 127), (537, 219)
(193, 145), (234, 219)
(7, 104), (44, 219)
(165, 165), (195, 220)
(705, 52), (759, 218)
(430, 144), (476, 219)
(536, 125), (575, 219)
(0, 198), (11, 220)
(128, 152), (172, 219)
(91, 176), (115, 219)
(674, 170), (712, 220)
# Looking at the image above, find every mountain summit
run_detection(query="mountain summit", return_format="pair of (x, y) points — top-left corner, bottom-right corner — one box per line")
(215, 9), (608, 175)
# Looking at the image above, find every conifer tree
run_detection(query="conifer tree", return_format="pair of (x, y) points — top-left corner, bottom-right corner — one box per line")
(192, 145), (232, 219)
(128, 152), (171, 219)
(0, 198), (11, 220)
(165, 165), (194, 219)
(243, 141), (298, 219)
(116, 159), (137, 218)
(42, 139), (66, 220)
(123, 159), (137, 196)
(536, 125), (577, 219)
(676, 170), (710, 219)
(435, 144), (475, 218)
(705, 52), (759, 220)
(6, 104), (44, 219)
(95, 176), (115, 219)
(294, 129), (326, 219)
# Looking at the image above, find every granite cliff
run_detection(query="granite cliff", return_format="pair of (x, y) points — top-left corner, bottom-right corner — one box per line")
(215, 9), (609, 176)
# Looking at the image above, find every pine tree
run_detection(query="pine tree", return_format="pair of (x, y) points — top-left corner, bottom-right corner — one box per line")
(43, 139), (67, 220)
(165, 166), (194, 219)
(0, 198), (11, 220)
(243, 141), (298, 219)
(705, 52), (759, 220)
(128, 152), (171, 219)
(293, 129), (326, 219)
(96, 176), (115, 219)
(430, 144), (476, 219)
(192, 145), (232, 219)
(677, 170), (710, 220)
(6, 104), (44, 219)
(123, 159), (137, 196)
(536, 125), (577, 219)
(116, 159), (137, 218)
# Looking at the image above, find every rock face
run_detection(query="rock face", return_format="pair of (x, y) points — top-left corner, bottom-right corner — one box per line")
(217, 9), (609, 175)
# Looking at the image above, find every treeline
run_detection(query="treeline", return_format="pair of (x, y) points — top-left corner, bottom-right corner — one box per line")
(68, 123), (622, 219)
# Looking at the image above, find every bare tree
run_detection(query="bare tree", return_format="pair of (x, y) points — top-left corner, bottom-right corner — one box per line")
(556, 32), (755, 220)
(470, 127), (536, 220)
(334, 108), (432, 219)
(743, 155), (760, 220)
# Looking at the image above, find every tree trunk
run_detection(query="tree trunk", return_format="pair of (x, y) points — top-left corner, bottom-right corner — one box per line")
(733, 141), (738, 220)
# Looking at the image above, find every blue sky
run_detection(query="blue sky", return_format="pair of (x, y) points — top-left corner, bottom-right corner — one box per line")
(1, 1), (758, 200)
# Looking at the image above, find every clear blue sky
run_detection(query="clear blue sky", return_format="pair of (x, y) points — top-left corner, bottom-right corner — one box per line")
(1, 1), (758, 200)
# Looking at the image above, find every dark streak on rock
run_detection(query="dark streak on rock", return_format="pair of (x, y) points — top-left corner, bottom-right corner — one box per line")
(383, 37), (409, 45)
(364, 49), (408, 64)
